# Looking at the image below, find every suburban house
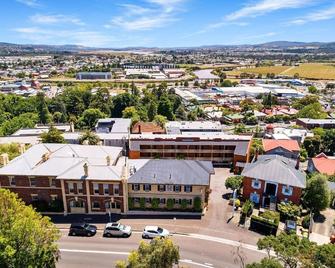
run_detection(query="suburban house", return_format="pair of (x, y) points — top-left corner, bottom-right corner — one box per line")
(296, 118), (335, 129)
(262, 139), (300, 159)
(241, 155), (306, 208)
(127, 159), (214, 211)
(0, 144), (128, 214)
(307, 153), (335, 176)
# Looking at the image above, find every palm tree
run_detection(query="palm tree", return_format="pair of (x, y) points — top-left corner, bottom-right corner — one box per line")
(79, 130), (100, 145)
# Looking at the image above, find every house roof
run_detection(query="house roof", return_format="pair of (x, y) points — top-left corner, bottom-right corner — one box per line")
(311, 153), (335, 176)
(131, 122), (165, 134)
(128, 159), (214, 186)
(262, 139), (300, 152)
(241, 155), (306, 188)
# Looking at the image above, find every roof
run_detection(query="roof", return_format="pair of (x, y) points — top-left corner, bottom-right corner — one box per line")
(130, 133), (252, 141)
(95, 118), (131, 134)
(132, 122), (165, 134)
(0, 143), (123, 178)
(128, 159), (214, 185)
(311, 154), (335, 176)
(262, 139), (300, 152)
(297, 118), (335, 124)
(241, 155), (306, 188)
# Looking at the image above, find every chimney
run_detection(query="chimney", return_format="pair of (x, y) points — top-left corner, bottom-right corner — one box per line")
(106, 155), (111, 166)
(254, 149), (259, 162)
(0, 153), (9, 166)
(83, 163), (88, 177)
(70, 122), (75, 133)
(138, 124), (142, 134)
(295, 157), (300, 170)
(42, 152), (50, 162)
(19, 143), (26, 154)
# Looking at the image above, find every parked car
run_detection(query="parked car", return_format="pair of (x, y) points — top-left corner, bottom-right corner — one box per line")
(103, 222), (132, 238)
(142, 226), (170, 239)
(69, 223), (97, 237)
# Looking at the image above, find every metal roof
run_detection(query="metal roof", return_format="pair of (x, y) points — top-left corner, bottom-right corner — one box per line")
(241, 155), (306, 188)
(128, 159), (214, 186)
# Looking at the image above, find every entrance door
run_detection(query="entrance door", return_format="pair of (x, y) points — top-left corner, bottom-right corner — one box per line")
(70, 199), (86, 213)
(265, 183), (277, 196)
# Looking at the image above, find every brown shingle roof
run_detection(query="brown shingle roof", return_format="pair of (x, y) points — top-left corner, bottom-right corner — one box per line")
(131, 122), (165, 134)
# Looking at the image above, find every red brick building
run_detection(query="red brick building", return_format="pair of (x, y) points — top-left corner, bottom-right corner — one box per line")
(241, 155), (306, 208)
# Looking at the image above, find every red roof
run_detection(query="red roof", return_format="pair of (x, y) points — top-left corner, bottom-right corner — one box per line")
(312, 154), (335, 176)
(131, 122), (165, 134)
(262, 139), (300, 152)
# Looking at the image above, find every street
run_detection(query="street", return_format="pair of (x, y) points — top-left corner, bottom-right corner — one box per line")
(57, 230), (264, 268)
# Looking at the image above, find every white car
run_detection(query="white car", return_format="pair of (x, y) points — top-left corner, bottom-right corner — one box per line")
(142, 226), (170, 239)
(103, 222), (132, 238)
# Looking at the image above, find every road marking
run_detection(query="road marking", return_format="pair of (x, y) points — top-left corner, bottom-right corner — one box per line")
(205, 262), (213, 266)
(60, 249), (129, 255)
(180, 259), (215, 268)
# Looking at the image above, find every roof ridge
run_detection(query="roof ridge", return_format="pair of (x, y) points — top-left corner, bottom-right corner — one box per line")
(56, 159), (86, 178)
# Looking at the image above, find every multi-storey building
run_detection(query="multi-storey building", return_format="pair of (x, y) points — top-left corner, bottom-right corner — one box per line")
(129, 133), (252, 172)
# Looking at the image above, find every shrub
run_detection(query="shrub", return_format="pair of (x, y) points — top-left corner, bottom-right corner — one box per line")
(139, 198), (145, 209)
(48, 199), (64, 212)
(181, 199), (188, 210)
(242, 200), (254, 216)
(194, 197), (202, 211)
(302, 215), (310, 229)
(167, 199), (174, 210)
(260, 210), (280, 225)
(128, 197), (134, 210)
(31, 199), (49, 212)
(151, 198), (159, 210)
(277, 202), (301, 221)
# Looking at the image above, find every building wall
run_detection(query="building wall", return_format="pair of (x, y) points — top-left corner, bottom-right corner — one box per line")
(242, 177), (302, 205)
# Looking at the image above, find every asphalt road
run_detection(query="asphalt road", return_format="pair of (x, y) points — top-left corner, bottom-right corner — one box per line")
(57, 230), (264, 268)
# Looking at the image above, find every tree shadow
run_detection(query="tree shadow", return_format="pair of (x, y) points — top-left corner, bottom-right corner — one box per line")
(222, 193), (232, 200)
(313, 213), (326, 223)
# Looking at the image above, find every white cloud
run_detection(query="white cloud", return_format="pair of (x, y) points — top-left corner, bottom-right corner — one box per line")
(226, 0), (314, 21)
(30, 14), (85, 26)
(13, 27), (116, 47)
(289, 5), (335, 25)
(16, 0), (40, 7)
(105, 0), (186, 31)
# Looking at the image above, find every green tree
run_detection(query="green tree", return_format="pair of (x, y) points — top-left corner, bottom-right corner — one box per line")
(308, 86), (317, 94)
(41, 126), (65, 143)
(250, 138), (264, 159)
(313, 244), (335, 268)
(158, 97), (175, 120)
(193, 196), (202, 211)
(79, 130), (100, 145)
(175, 106), (187, 120)
(147, 101), (158, 121)
(297, 103), (327, 119)
(89, 88), (112, 116)
(153, 115), (167, 128)
(292, 95), (319, 110)
(246, 258), (283, 268)
(234, 123), (247, 134)
(52, 112), (63, 123)
(116, 238), (179, 268)
(225, 175), (244, 191)
(303, 136), (322, 157)
(0, 113), (38, 136)
(112, 93), (137, 118)
(303, 173), (330, 214)
(183, 80), (189, 87)
(0, 189), (60, 267)
(77, 108), (106, 129)
(323, 129), (335, 155)
(36, 92), (51, 124)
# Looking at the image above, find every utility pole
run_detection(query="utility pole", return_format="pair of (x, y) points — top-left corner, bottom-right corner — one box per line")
(232, 189), (237, 218)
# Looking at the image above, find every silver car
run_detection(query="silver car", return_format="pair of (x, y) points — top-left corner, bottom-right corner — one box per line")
(142, 226), (170, 239)
(103, 222), (132, 238)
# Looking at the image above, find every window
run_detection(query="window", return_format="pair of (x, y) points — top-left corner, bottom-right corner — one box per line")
(49, 178), (57, 187)
(92, 201), (100, 209)
(50, 194), (58, 201)
(145, 198), (151, 204)
(166, 185), (173, 192)
(132, 184), (140, 191)
(30, 177), (36, 187)
(9, 177), (15, 186)
(282, 185), (293, 196)
(68, 182), (74, 193)
(187, 199), (193, 205)
(174, 199), (182, 205)
(31, 194), (38, 201)
(77, 183), (83, 194)
(143, 184), (151, 192)
(184, 185), (193, 193)
(158, 185), (165, 192)
(111, 202), (121, 209)
(93, 183), (99, 195)
(134, 197), (140, 203)
(114, 184), (120, 195)
(159, 198), (166, 204)
(103, 184), (109, 195)
(252, 179), (261, 189)
(174, 185), (181, 192)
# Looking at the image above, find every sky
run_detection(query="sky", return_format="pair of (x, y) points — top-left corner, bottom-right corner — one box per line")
(1, 0), (335, 48)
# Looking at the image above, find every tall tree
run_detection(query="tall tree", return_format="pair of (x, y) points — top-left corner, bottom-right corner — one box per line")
(79, 130), (100, 145)
(77, 108), (106, 130)
(116, 238), (179, 268)
(0, 189), (60, 267)
(41, 126), (65, 144)
(36, 92), (51, 124)
(158, 96), (175, 120)
(147, 101), (158, 121)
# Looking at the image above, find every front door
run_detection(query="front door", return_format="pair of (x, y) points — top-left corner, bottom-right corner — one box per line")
(265, 183), (277, 196)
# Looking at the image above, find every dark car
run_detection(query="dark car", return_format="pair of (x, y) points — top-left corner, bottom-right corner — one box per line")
(69, 223), (97, 237)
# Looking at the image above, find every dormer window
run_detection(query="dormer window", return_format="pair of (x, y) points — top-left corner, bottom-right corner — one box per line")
(282, 185), (293, 196)
(252, 179), (261, 189)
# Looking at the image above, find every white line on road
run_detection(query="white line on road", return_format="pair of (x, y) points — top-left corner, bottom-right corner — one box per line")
(60, 249), (129, 255)
(180, 259), (215, 268)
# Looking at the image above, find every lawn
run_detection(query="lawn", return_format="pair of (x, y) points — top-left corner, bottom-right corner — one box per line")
(226, 66), (291, 77)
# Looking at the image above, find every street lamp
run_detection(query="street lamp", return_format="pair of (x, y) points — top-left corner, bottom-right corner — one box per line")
(109, 197), (114, 222)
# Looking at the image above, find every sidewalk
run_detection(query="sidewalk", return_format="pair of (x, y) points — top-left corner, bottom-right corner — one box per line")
(309, 233), (331, 245)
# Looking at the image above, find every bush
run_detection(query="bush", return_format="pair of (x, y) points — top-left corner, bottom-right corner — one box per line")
(194, 196), (202, 211)
(151, 198), (159, 210)
(260, 210), (280, 225)
(31, 200), (49, 212)
(277, 202), (301, 221)
(48, 199), (64, 212)
(242, 200), (254, 217)
(181, 199), (188, 210)
(167, 199), (174, 210)
(302, 215), (310, 229)
(139, 198), (145, 209)
(128, 197), (134, 210)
